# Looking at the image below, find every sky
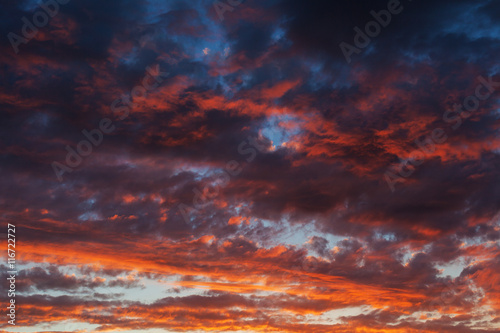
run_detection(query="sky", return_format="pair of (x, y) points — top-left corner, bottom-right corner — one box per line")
(0, 0), (500, 332)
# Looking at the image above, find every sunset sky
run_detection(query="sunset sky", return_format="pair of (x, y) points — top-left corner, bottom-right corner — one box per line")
(1, 0), (500, 332)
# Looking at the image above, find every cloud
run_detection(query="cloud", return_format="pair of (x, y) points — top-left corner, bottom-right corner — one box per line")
(1, 0), (499, 331)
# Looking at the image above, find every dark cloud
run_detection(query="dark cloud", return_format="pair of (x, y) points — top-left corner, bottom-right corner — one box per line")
(0, 0), (499, 331)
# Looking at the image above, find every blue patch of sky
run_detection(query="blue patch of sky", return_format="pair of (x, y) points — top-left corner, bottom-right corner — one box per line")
(78, 211), (102, 221)
(313, 306), (371, 325)
(20, 0), (41, 12)
(172, 165), (213, 181)
(436, 261), (465, 279)
(144, 0), (229, 60)
(266, 216), (344, 255)
(374, 231), (397, 242)
(5, 321), (100, 333)
(442, 2), (500, 41)
(261, 114), (301, 147)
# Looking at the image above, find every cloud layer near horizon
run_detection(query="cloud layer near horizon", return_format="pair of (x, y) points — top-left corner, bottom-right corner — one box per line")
(0, 0), (499, 332)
